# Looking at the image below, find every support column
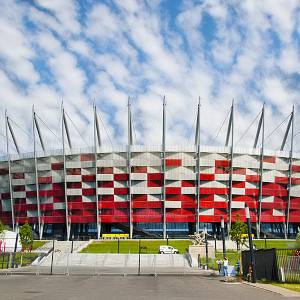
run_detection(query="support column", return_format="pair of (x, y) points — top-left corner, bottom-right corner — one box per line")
(94, 102), (101, 239)
(257, 105), (265, 239)
(32, 106), (42, 239)
(128, 97), (133, 239)
(286, 106), (294, 238)
(195, 98), (201, 234)
(225, 101), (234, 234)
(62, 105), (70, 241)
(5, 110), (15, 231)
(162, 96), (166, 239)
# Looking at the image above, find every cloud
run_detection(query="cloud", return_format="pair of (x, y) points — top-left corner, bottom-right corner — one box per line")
(0, 0), (299, 155)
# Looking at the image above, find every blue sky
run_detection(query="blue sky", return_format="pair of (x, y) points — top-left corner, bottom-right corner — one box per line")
(0, 0), (300, 154)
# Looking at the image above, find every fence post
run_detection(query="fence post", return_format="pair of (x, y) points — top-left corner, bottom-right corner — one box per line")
(50, 239), (54, 275)
(36, 253), (40, 276)
(66, 254), (69, 275)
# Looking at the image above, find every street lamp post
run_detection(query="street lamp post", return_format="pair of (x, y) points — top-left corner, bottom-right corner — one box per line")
(221, 217), (226, 259)
(245, 204), (256, 283)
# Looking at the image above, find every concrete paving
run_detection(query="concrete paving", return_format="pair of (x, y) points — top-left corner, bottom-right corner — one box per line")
(243, 281), (300, 298)
(0, 274), (299, 300)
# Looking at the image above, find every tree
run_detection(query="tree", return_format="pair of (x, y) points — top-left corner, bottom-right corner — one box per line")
(296, 232), (300, 249)
(229, 213), (248, 250)
(19, 217), (33, 252)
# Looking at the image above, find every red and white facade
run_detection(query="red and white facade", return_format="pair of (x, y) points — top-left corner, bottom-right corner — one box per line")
(0, 145), (299, 239)
(0, 102), (299, 239)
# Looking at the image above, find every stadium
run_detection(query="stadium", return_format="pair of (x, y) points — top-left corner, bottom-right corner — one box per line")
(0, 100), (299, 240)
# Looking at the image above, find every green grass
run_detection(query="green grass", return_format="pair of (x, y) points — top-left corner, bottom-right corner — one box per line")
(0, 252), (39, 269)
(271, 283), (300, 293)
(80, 240), (193, 254)
(32, 241), (47, 250)
(253, 239), (296, 249)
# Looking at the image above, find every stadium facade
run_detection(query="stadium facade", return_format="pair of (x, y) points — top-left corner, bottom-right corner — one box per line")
(0, 101), (299, 240)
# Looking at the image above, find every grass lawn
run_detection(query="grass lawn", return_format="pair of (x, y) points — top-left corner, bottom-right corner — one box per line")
(32, 241), (47, 250)
(271, 283), (300, 293)
(253, 239), (296, 249)
(80, 240), (193, 254)
(0, 252), (39, 269)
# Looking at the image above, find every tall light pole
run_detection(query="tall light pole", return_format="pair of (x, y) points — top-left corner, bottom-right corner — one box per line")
(221, 217), (226, 259)
(245, 204), (256, 283)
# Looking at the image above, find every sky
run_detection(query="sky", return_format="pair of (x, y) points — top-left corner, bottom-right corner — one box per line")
(0, 0), (300, 155)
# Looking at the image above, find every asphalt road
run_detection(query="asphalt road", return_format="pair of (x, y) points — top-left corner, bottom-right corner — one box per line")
(0, 274), (299, 300)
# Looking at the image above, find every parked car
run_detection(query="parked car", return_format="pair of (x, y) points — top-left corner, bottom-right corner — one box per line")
(158, 245), (179, 254)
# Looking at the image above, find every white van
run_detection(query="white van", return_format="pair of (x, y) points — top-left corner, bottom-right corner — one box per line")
(158, 245), (179, 254)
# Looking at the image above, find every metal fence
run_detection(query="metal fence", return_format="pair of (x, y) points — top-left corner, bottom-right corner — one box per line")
(242, 248), (300, 283)
(276, 249), (300, 283)
(0, 252), (201, 276)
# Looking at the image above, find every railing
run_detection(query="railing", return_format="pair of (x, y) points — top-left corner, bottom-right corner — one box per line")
(276, 249), (300, 283)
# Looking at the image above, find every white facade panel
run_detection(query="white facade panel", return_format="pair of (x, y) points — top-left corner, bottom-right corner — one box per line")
(231, 201), (245, 209)
(66, 161), (82, 168)
(262, 196), (274, 202)
(182, 187), (196, 194)
(148, 187), (163, 194)
(66, 175), (82, 182)
(131, 187), (147, 194)
(1, 200), (11, 211)
(232, 188), (245, 195)
(67, 189), (82, 196)
(214, 195), (227, 201)
(97, 188), (114, 195)
(165, 201), (181, 208)
(215, 174), (229, 181)
(114, 195), (128, 202)
(273, 209), (285, 216)
(97, 174), (113, 181)
(13, 191), (26, 198)
(131, 181), (147, 188)
(131, 173), (147, 181)
(199, 208), (214, 215)
(82, 195), (94, 202)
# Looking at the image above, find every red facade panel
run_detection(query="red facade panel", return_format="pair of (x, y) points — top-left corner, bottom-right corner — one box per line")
(148, 173), (163, 180)
(82, 188), (95, 196)
(263, 157), (276, 163)
(51, 163), (64, 170)
(246, 175), (260, 182)
(292, 165), (300, 172)
(166, 187), (181, 194)
(82, 175), (95, 182)
(131, 166), (147, 173)
(114, 174), (129, 181)
(114, 188), (129, 195)
(215, 160), (230, 167)
(182, 180), (196, 187)
(200, 174), (215, 181)
(38, 177), (52, 184)
(165, 159), (181, 166)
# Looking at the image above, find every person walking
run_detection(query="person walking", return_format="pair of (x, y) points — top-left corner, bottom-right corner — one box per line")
(216, 258), (223, 274)
(223, 257), (228, 276)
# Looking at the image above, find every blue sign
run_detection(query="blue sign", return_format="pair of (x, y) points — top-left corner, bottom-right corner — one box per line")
(221, 265), (236, 276)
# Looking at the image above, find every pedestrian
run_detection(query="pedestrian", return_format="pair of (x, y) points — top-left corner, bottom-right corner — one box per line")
(216, 258), (223, 274)
(223, 257), (228, 276)
(236, 258), (241, 275)
(247, 267), (252, 282)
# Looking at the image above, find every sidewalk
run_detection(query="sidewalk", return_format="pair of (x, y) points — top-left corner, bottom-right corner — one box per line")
(243, 281), (300, 298)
